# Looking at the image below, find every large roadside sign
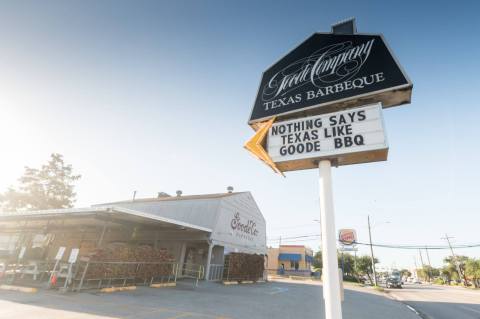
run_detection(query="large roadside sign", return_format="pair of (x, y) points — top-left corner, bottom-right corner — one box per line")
(249, 33), (412, 127)
(244, 20), (412, 319)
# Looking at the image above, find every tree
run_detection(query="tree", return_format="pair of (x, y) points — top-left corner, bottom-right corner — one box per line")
(400, 269), (411, 279)
(441, 264), (458, 283)
(465, 258), (480, 288)
(0, 153), (81, 211)
(356, 255), (379, 284)
(313, 251), (322, 269)
(443, 255), (469, 285)
(417, 266), (439, 282)
(338, 252), (355, 277)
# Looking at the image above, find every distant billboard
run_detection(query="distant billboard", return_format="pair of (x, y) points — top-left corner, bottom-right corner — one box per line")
(338, 229), (357, 245)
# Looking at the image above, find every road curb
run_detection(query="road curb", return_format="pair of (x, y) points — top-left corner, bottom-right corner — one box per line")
(150, 282), (176, 288)
(222, 281), (238, 285)
(100, 286), (136, 293)
(222, 280), (266, 285)
(0, 284), (38, 293)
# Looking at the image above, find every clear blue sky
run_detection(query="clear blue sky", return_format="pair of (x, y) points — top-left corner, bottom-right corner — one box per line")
(0, 0), (479, 269)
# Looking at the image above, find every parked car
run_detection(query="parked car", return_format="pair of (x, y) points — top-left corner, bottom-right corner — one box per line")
(386, 277), (402, 288)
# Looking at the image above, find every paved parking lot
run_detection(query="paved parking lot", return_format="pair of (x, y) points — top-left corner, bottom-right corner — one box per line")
(0, 279), (419, 319)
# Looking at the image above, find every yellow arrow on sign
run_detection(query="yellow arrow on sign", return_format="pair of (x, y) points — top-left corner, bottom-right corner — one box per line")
(244, 117), (284, 176)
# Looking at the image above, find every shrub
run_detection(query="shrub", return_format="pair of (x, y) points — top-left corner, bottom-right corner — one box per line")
(433, 278), (444, 285)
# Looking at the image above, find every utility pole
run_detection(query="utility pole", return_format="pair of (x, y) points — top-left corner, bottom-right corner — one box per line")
(367, 215), (377, 286)
(425, 246), (432, 267)
(419, 249), (426, 282)
(425, 246), (432, 282)
(441, 234), (466, 286)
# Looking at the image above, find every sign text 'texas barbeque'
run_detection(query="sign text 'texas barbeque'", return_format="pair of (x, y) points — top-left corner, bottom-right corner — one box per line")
(249, 34), (411, 124)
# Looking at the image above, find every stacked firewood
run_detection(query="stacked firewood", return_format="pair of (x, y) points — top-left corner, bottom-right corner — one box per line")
(223, 253), (265, 281)
(75, 243), (175, 280)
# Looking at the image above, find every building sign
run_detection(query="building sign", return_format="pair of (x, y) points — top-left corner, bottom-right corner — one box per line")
(230, 212), (259, 241)
(55, 246), (66, 261)
(267, 103), (387, 171)
(68, 248), (80, 264)
(249, 33), (411, 125)
(338, 229), (357, 246)
(18, 246), (26, 259)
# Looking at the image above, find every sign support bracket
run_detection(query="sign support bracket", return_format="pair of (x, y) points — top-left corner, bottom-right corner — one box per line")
(318, 159), (342, 319)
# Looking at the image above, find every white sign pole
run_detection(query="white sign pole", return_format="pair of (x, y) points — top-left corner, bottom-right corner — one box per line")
(319, 160), (342, 319)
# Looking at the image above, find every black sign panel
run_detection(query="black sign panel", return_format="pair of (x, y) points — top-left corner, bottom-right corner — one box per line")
(249, 33), (411, 124)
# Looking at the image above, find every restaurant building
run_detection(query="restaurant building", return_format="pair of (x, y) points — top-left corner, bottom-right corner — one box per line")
(0, 190), (266, 282)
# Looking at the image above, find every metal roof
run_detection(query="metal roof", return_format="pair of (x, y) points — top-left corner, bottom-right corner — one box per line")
(0, 206), (212, 233)
(94, 192), (251, 231)
(0, 192), (253, 233)
(96, 192), (246, 206)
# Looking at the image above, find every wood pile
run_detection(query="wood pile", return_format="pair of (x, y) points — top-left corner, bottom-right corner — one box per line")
(75, 243), (175, 280)
(223, 253), (264, 282)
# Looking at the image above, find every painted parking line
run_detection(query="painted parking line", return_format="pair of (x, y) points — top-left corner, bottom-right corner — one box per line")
(163, 312), (233, 319)
(118, 305), (230, 319)
(268, 287), (289, 295)
(164, 313), (192, 319)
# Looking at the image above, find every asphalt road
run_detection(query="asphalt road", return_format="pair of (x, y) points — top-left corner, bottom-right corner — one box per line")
(0, 279), (420, 319)
(387, 283), (480, 319)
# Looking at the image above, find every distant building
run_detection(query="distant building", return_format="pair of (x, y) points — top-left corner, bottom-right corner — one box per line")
(267, 245), (314, 276)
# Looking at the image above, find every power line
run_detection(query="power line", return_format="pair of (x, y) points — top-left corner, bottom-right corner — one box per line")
(272, 238), (322, 244)
(267, 234), (480, 249)
(267, 234), (320, 241)
(353, 241), (480, 250)
(270, 224), (319, 230)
